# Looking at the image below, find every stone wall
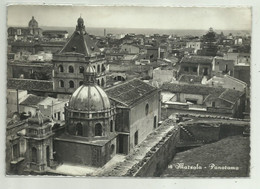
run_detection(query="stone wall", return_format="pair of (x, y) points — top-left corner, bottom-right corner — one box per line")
(125, 127), (179, 177)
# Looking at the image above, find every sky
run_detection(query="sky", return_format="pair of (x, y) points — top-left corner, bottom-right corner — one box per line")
(7, 5), (251, 30)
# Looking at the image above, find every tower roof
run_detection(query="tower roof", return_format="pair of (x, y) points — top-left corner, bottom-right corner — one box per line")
(59, 17), (100, 56)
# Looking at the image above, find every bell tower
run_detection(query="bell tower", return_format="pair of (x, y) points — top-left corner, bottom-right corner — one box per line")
(25, 110), (54, 173)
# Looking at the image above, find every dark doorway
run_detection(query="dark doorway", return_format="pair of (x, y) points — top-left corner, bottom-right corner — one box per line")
(154, 116), (157, 129)
(118, 135), (124, 154)
(46, 146), (50, 167)
(57, 112), (60, 120)
(32, 147), (37, 163)
(134, 131), (138, 146)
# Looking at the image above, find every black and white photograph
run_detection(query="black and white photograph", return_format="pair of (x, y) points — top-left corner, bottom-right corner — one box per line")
(4, 4), (254, 180)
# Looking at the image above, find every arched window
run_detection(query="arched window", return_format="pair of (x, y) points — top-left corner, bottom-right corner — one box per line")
(79, 66), (84, 73)
(101, 78), (105, 87)
(68, 66), (74, 73)
(58, 65), (64, 72)
(31, 147), (37, 163)
(75, 123), (83, 136)
(145, 104), (149, 116)
(69, 80), (74, 88)
(110, 120), (113, 132)
(93, 65), (96, 72)
(59, 80), (64, 88)
(97, 65), (100, 73)
(102, 64), (106, 72)
(79, 81), (83, 86)
(95, 123), (102, 136)
(97, 79), (100, 86)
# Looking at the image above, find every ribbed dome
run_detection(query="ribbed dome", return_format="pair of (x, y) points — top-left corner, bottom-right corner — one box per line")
(69, 85), (111, 111)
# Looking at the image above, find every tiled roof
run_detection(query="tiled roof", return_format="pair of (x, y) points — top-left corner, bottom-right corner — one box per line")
(161, 83), (224, 96)
(20, 94), (45, 107)
(181, 56), (213, 64)
(59, 31), (100, 56)
(7, 78), (53, 92)
(105, 79), (157, 107)
(219, 89), (244, 104)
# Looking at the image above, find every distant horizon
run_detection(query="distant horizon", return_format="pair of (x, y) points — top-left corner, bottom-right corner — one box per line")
(7, 6), (251, 31)
(7, 25), (252, 31)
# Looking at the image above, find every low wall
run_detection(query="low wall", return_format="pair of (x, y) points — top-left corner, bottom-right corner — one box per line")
(125, 127), (179, 177)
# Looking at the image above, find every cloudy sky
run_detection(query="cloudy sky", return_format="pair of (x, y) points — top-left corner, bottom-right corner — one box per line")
(7, 5), (251, 30)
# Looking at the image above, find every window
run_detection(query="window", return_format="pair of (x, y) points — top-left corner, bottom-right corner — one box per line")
(31, 147), (37, 163)
(102, 64), (106, 72)
(79, 66), (84, 73)
(97, 79), (100, 86)
(58, 65), (64, 72)
(59, 80), (64, 88)
(12, 143), (19, 160)
(203, 68), (209, 76)
(110, 120), (113, 132)
(212, 101), (215, 107)
(69, 80), (74, 88)
(97, 65), (100, 73)
(68, 66), (74, 73)
(184, 67), (189, 72)
(101, 78), (105, 87)
(192, 67), (197, 72)
(145, 104), (149, 116)
(75, 123), (83, 136)
(134, 131), (138, 146)
(79, 81), (83, 86)
(95, 123), (102, 136)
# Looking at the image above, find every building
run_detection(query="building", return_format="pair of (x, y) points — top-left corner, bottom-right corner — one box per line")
(42, 30), (69, 40)
(146, 46), (160, 61)
(212, 57), (235, 75)
(178, 56), (213, 78)
(120, 43), (140, 54)
(54, 64), (117, 167)
(105, 78), (161, 154)
(186, 41), (202, 54)
(161, 83), (245, 118)
(19, 94), (68, 121)
(52, 17), (107, 96)
(153, 67), (177, 86)
(8, 16), (43, 40)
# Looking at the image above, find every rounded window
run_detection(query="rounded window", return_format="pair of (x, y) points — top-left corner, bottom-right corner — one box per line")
(58, 65), (64, 72)
(79, 66), (84, 73)
(145, 103), (149, 116)
(95, 123), (102, 136)
(59, 80), (64, 88)
(68, 66), (74, 73)
(69, 80), (74, 88)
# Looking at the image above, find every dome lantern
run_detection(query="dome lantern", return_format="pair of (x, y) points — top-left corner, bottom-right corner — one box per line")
(83, 63), (96, 85)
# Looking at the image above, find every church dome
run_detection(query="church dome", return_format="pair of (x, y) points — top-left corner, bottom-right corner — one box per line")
(68, 64), (110, 111)
(77, 16), (84, 25)
(28, 16), (38, 28)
